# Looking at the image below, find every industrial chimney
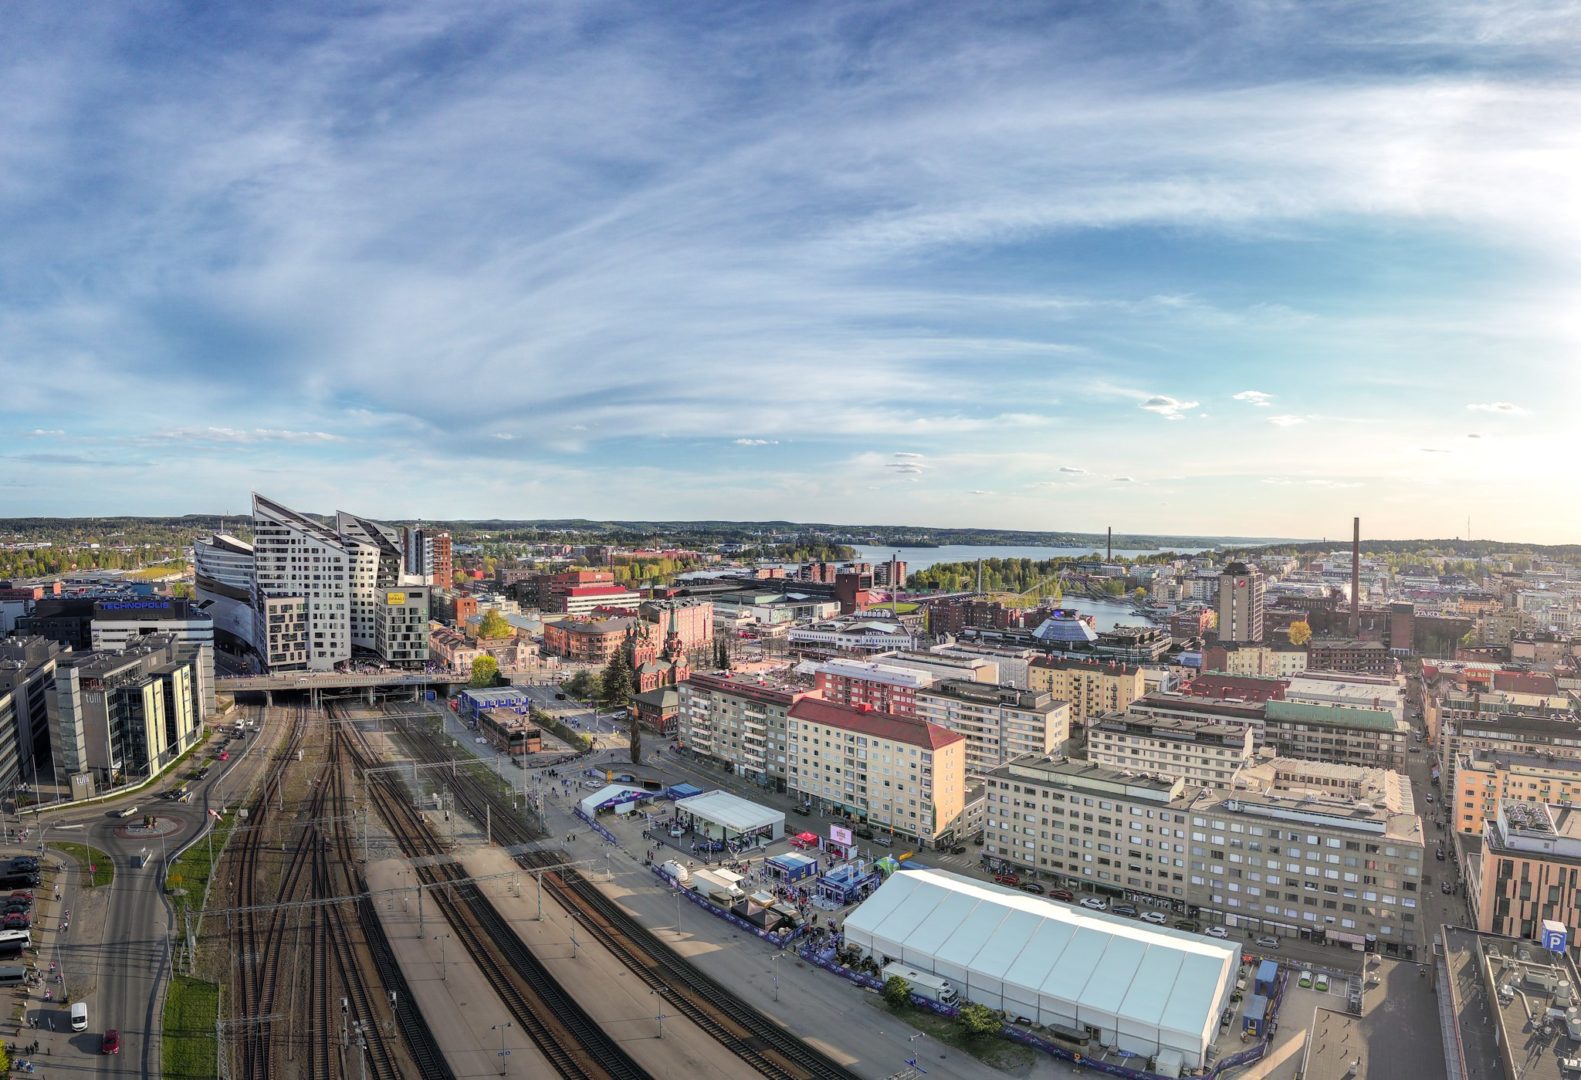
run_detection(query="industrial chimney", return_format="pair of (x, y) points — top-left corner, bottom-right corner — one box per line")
(1107, 526), (1112, 562)
(1350, 516), (1361, 637)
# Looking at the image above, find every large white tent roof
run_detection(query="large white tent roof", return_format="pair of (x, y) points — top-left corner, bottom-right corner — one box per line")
(674, 790), (785, 833)
(844, 868), (1238, 1066)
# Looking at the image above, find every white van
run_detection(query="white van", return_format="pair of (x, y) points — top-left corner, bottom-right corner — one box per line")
(71, 1001), (88, 1031)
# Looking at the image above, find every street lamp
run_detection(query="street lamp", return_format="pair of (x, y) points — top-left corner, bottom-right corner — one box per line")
(433, 933), (450, 981)
(492, 1021), (513, 1075)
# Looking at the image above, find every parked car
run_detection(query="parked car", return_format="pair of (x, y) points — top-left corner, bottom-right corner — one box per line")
(1140, 911), (1168, 925)
(993, 872), (1021, 887)
(872, 835), (894, 847)
(1205, 926), (1230, 939)
(1219, 1008), (1234, 1029)
(1079, 897), (1108, 911)
(3, 914), (30, 930)
(1173, 919), (1201, 932)
(102, 1029), (119, 1055)
(1255, 936), (1281, 950)
(1441, 881), (1455, 894)
(554, 692), (567, 700)
(1048, 888), (1075, 903)
(1315, 972), (1330, 992)
(949, 845), (967, 855)
(1436, 847), (1446, 861)
(1018, 882), (1046, 895)
(855, 827), (875, 840)
(791, 805), (810, 816)
(1299, 969), (1314, 988)
(1112, 903), (1139, 918)
(669, 826), (687, 837)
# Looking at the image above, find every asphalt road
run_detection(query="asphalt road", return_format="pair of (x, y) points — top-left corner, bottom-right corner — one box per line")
(31, 705), (286, 1078)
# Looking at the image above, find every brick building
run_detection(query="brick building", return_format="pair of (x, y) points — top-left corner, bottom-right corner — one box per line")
(814, 658), (933, 717)
(541, 616), (634, 662)
(1308, 638), (1394, 675)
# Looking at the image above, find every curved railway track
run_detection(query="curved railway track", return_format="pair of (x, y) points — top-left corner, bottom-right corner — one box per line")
(341, 722), (650, 1080)
(387, 710), (861, 1080)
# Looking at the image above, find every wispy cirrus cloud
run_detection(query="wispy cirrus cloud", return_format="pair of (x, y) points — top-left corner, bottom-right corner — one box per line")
(1233, 390), (1274, 407)
(733, 438), (779, 446)
(148, 428), (345, 445)
(1466, 402), (1526, 414)
(1266, 415), (1306, 428)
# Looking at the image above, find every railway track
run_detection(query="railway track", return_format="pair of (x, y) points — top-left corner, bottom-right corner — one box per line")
(224, 702), (448, 1080)
(342, 721), (650, 1080)
(387, 710), (861, 1080)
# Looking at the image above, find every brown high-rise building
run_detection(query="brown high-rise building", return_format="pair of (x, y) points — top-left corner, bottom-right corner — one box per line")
(432, 533), (453, 589)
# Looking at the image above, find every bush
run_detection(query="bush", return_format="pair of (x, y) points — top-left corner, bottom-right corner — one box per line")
(882, 975), (912, 1007)
(956, 1003), (1002, 1040)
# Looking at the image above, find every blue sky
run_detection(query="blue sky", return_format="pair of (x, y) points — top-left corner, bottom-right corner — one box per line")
(3, 2), (1579, 540)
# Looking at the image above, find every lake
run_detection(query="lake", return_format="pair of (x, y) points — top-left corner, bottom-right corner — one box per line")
(848, 543), (1208, 572)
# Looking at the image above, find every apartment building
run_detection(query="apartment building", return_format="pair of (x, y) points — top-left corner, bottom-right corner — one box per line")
(1261, 699), (1409, 771)
(1217, 563), (1265, 643)
(1200, 642), (1309, 678)
(1308, 639), (1394, 675)
(677, 672), (809, 792)
(914, 679), (1069, 777)
(1189, 758), (1425, 958)
(786, 697), (966, 847)
(1454, 751), (1581, 835)
(1027, 656), (1146, 726)
(814, 658), (933, 718)
(248, 494), (430, 671)
(1438, 697), (1581, 798)
(1087, 713), (1254, 789)
(1475, 800), (1581, 944)
(0, 637), (62, 789)
(541, 617), (635, 663)
(982, 755), (1193, 906)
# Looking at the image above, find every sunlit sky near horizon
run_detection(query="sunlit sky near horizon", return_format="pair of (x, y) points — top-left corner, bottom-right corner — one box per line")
(3, 2), (1580, 541)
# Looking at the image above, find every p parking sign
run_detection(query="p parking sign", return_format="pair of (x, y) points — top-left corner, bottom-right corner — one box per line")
(1542, 919), (1568, 954)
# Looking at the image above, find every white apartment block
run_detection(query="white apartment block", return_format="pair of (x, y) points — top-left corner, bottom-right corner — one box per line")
(914, 679), (1069, 777)
(1086, 714), (1254, 790)
(983, 755), (1194, 905)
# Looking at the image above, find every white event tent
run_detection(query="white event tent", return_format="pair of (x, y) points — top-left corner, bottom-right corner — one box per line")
(843, 868), (1237, 1068)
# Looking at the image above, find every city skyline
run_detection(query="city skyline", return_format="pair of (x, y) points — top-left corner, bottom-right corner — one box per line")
(3, 4), (1579, 540)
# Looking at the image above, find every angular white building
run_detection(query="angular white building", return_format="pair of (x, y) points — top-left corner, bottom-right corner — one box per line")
(843, 868), (1237, 1068)
(195, 494), (431, 672)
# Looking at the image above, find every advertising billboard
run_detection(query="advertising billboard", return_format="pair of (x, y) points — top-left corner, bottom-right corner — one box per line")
(829, 825), (853, 847)
(385, 592), (407, 606)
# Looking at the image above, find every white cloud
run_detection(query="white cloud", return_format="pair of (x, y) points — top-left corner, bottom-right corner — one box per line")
(892, 452), (926, 460)
(1058, 465), (1086, 474)
(1266, 414), (1306, 427)
(966, 489), (992, 495)
(492, 432), (518, 441)
(1233, 390), (1273, 407)
(1467, 432), (1483, 439)
(149, 427), (344, 444)
(1466, 402), (1526, 414)
(26, 429), (65, 437)
(733, 438), (778, 446)
(1420, 447), (1451, 453)
(1139, 395), (1199, 420)
(1112, 475), (1138, 483)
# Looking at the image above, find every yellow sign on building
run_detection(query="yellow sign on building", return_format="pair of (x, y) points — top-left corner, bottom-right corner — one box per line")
(386, 592), (406, 605)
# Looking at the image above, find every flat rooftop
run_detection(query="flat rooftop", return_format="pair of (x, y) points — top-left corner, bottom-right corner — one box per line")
(1300, 1008), (1368, 1080)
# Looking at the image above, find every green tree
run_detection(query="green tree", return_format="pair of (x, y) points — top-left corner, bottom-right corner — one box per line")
(600, 650), (635, 709)
(452, 569), (470, 587)
(477, 609), (513, 639)
(565, 670), (594, 699)
(470, 655), (500, 687)
(956, 1002), (1001, 1039)
(713, 637), (731, 671)
(1132, 587), (1147, 602)
(882, 975), (912, 1007)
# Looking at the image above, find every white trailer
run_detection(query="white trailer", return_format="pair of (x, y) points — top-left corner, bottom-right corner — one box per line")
(882, 963), (959, 1005)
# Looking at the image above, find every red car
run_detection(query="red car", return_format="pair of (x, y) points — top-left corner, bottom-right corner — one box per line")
(1048, 888), (1075, 903)
(994, 872), (1021, 887)
(218, 751), (230, 762)
(102, 1029), (120, 1054)
(3, 913), (29, 929)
